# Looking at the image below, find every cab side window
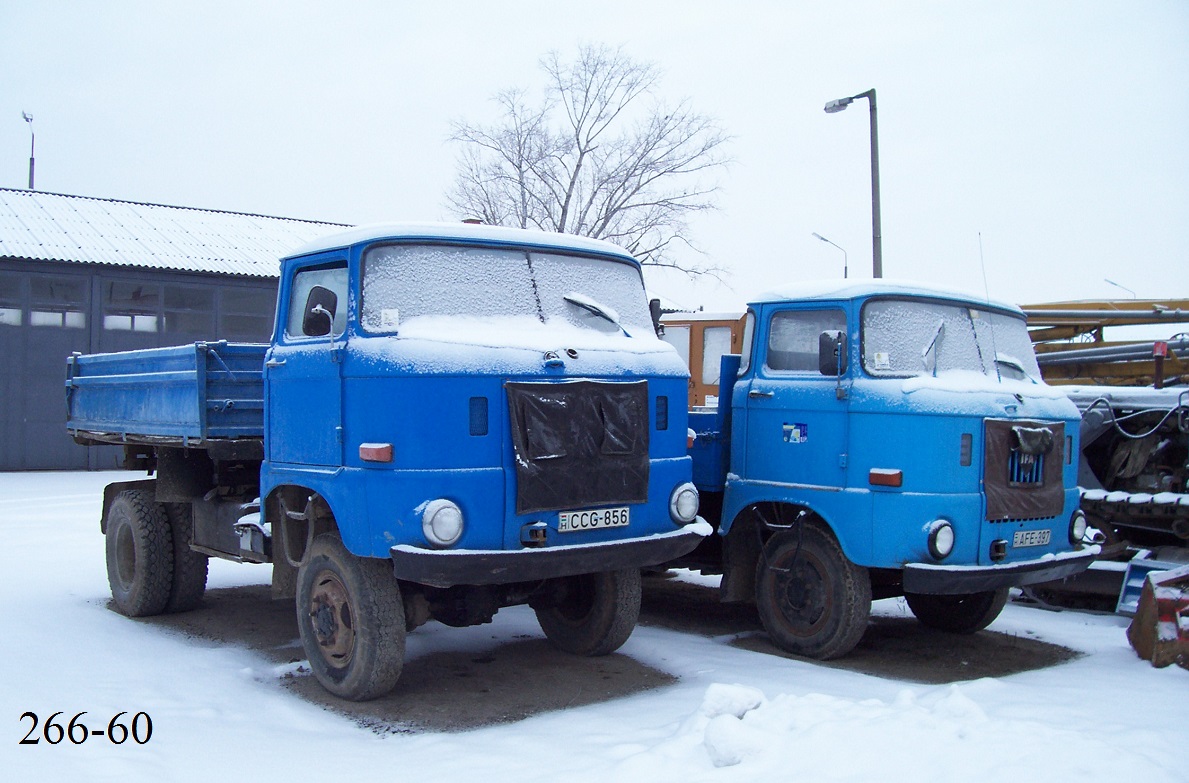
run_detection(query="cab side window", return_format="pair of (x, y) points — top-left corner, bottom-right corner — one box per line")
(765, 309), (846, 373)
(286, 264), (348, 339)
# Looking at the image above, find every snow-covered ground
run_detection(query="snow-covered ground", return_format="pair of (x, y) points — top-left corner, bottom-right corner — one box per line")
(4, 471), (1184, 781)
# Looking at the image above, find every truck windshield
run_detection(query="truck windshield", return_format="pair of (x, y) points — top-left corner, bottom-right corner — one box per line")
(360, 243), (654, 337)
(861, 297), (1041, 380)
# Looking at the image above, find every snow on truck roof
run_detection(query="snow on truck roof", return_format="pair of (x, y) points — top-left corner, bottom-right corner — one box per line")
(285, 222), (640, 264)
(752, 278), (1023, 314)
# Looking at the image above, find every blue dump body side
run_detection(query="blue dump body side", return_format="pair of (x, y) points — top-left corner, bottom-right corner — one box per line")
(66, 341), (266, 445)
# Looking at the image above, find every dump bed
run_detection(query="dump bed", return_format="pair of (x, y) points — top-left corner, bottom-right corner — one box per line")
(66, 341), (266, 449)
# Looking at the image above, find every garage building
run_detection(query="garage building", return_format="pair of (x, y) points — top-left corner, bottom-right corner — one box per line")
(0, 188), (344, 470)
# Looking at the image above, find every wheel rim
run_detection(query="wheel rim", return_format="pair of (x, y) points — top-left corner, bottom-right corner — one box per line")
(551, 575), (595, 625)
(308, 569), (355, 669)
(114, 521), (136, 590)
(771, 552), (831, 636)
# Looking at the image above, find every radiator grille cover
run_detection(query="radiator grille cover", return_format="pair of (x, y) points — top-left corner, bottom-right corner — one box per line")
(506, 380), (650, 515)
(984, 418), (1065, 521)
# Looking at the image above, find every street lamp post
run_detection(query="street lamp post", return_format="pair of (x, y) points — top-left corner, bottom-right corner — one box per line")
(824, 89), (881, 278)
(21, 112), (35, 190)
(811, 232), (847, 279)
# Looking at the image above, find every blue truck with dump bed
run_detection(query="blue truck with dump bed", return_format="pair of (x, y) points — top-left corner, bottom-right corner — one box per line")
(664, 281), (1098, 659)
(67, 222), (707, 700)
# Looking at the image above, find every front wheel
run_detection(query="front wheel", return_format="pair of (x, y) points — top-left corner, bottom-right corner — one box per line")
(754, 524), (871, 660)
(904, 588), (1009, 634)
(296, 534), (406, 701)
(533, 569), (642, 656)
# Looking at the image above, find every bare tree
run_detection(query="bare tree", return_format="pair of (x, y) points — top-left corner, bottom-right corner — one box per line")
(448, 45), (731, 274)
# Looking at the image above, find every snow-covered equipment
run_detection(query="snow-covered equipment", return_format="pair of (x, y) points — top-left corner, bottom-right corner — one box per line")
(1126, 563), (1189, 669)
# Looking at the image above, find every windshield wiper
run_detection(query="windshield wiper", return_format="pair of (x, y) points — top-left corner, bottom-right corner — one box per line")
(994, 353), (1034, 382)
(921, 320), (945, 376)
(563, 292), (629, 335)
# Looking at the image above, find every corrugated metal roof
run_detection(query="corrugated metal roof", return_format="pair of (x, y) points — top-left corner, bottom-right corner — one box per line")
(0, 188), (348, 278)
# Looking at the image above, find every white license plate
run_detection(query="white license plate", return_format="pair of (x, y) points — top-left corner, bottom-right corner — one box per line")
(558, 506), (630, 533)
(1013, 529), (1051, 548)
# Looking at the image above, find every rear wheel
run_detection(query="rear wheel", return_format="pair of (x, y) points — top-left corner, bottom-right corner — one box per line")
(754, 524), (871, 660)
(533, 569), (641, 656)
(296, 534), (406, 701)
(904, 588), (1009, 634)
(105, 489), (174, 617)
(163, 503), (208, 613)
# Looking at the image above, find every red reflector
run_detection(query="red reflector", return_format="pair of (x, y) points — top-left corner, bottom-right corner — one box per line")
(869, 468), (903, 487)
(359, 443), (393, 463)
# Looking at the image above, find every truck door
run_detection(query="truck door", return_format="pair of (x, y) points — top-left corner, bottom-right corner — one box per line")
(265, 258), (348, 466)
(742, 307), (850, 488)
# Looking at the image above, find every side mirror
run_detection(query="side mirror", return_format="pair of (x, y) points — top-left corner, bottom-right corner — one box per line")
(818, 330), (847, 376)
(649, 298), (665, 337)
(302, 285), (338, 337)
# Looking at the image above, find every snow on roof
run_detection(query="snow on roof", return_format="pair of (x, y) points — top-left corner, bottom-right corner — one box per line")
(753, 278), (1022, 314)
(0, 188), (347, 278)
(287, 221), (640, 264)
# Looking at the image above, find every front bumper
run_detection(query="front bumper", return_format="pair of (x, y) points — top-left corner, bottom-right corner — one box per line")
(902, 547), (1099, 595)
(390, 520), (711, 588)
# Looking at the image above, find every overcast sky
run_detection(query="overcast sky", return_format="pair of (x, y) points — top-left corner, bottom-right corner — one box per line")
(2, 1), (1186, 313)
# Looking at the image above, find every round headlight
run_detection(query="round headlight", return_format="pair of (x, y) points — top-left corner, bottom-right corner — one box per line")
(1069, 510), (1088, 545)
(928, 520), (955, 560)
(669, 482), (700, 524)
(422, 499), (464, 547)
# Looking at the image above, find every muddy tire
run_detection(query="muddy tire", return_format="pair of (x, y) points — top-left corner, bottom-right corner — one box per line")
(105, 489), (174, 617)
(754, 524), (871, 660)
(905, 588), (1009, 634)
(296, 534), (406, 701)
(534, 569), (642, 656)
(163, 503), (208, 613)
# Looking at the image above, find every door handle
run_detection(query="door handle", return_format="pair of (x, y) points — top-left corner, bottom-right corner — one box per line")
(265, 359), (286, 368)
(748, 389), (773, 399)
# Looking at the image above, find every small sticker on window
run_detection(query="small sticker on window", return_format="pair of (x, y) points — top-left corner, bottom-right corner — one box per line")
(873, 351), (891, 370)
(380, 308), (400, 330)
(783, 423), (808, 443)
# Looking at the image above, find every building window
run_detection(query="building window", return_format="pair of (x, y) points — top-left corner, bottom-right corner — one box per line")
(30, 276), (86, 329)
(221, 285), (276, 341)
(104, 281), (161, 332)
(0, 272), (23, 326)
(164, 285), (215, 334)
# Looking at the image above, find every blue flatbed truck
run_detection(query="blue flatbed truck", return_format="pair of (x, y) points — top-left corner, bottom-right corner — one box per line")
(666, 281), (1098, 659)
(67, 223), (707, 700)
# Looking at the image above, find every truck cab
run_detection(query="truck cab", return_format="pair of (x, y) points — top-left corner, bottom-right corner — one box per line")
(679, 281), (1096, 658)
(261, 225), (703, 572)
